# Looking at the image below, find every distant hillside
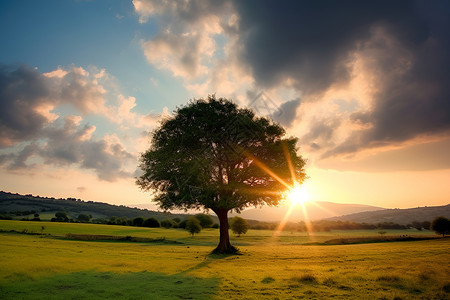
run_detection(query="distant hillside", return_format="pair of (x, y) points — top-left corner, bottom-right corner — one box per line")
(327, 204), (450, 225)
(229, 201), (385, 222)
(0, 191), (191, 221)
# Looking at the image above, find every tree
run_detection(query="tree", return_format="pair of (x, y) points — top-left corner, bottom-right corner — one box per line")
(132, 217), (144, 227)
(195, 213), (214, 228)
(230, 216), (249, 237)
(55, 211), (69, 222)
(143, 217), (160, 228)
(77, 214), (91, 223)
(161, 219), (175, 228)
(137, 96), (306, 254)
(178, 219), (188, 229)
(186, 216), (202, 237)
(431, 216), (450, 237)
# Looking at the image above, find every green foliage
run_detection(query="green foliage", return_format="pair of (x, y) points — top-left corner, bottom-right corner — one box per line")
(186, 217), (202, 236)
(55, 211), (67, 219)
(77, 214), (91, 223)
(143, 217), (160, 228)
(160, 219), (175, 229)
(137, 96), (306, 212)
(230, 216), (249, 237)
(53, 211), (69, 222)
(431, 216), (450, 236)
(137, 96), (306, 253)
(132, 217), (145, 227)
(178, 219), (187, 229)
(194, 214), (214, 228)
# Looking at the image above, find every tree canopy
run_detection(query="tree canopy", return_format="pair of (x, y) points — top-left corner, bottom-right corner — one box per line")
(137, 96), (307, 253)
(431, 216), (450, 237)
(230, 216), (250, 237)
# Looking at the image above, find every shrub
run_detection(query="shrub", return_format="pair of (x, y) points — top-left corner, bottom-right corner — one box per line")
(77, 214), (91, 223)
(161, 219), (174, 229)
(132, 217), (144, 227)
(143, 217), (160, 228)
(178, 219), (187, 229)
(293, 274), (318, 283)
(186, 217), (202, 236)
(431, 216), (450, 237)
(261, 277), (275, 284)
(194, 214), (214, 228)
(230, 216), (249, 237)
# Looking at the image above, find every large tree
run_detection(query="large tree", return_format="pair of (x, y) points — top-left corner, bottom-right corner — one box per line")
(431, 216), (450, 237)
(137, 96), (306, 253)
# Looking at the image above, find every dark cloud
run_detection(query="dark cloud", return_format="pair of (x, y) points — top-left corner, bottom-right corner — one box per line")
(272, 99), (301, 127)
(231, 0), (450, 155)
(0, 64), (135, 181)
(0, 64), (107, 148)
(0, 117), (134, 181)
(301, 117), (341, 150)
(234, 0), (432, 91)
(0, 64), (52, 147)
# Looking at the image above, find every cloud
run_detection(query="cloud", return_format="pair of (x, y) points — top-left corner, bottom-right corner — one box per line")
(134, 0), (450, 164)
(135, 0), (231, 79)
(0, 116), (135, 181)
(232, 0), (450, 157)
(0, 64), (53, 147)
(76, 186), (87, 193)
(0, 63), (169, 181)
(0, 64), (110, 148)
(272, 99), (301, 127)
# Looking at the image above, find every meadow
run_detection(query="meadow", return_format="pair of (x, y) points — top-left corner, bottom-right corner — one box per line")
(1, 220), (449, 299)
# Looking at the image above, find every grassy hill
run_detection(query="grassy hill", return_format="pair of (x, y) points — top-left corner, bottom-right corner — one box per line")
(0, 191), (192, 221)
(327, 204), (450, 224)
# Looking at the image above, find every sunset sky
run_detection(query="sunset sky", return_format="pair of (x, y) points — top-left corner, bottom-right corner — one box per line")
(1, 0), (449, 211)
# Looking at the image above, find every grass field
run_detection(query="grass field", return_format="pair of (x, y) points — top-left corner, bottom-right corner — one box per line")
(1, 220), (449, 299)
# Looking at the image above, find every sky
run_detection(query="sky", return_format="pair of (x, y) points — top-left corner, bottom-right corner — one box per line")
(1, 0), (449, 211)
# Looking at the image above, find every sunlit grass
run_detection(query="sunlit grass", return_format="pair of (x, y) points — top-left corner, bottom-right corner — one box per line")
(1, 220), (449, 299)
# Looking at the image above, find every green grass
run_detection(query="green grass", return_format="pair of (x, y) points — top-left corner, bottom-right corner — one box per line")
(1, 220), (449, 299)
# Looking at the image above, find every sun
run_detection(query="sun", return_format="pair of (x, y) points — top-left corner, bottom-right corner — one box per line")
(286, 185), (311, 206)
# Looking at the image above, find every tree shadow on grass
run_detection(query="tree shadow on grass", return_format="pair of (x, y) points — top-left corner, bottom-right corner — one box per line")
(178, 253), (237, 275)
(0, 271), (219, 300)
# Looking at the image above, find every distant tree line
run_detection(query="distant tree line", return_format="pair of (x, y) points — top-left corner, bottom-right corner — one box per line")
(247, 219), (433, 232)
(4, 206), (448, 238)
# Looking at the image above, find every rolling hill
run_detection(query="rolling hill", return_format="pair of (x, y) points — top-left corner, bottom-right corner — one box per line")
(326, 204), (450, 225)
(229, 201), (385, 222)
(2, 191), (447, 225)
(0, 191), (190, 221)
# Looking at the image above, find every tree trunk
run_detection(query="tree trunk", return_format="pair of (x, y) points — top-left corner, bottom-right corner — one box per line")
(212, 208), (238, 254)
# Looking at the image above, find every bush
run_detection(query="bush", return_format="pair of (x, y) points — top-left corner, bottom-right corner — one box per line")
(77, 214), (91, 223)
(186, 217), (202, 236)
(194, 214), (214, 228)
(143, 217), (160, 228)
(160, 219), (175, 229)
(54, 211), (69, 222)
(431, 216), (450, 237)
(132, 217), (144, 227)
(178, 219), (188, 229)
(230, 216), (249, 237)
